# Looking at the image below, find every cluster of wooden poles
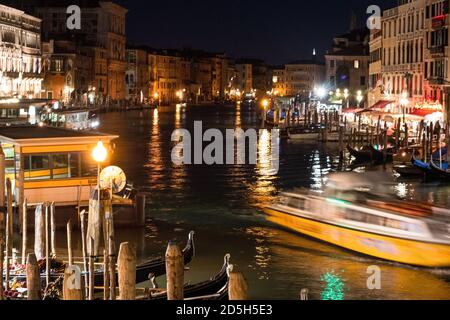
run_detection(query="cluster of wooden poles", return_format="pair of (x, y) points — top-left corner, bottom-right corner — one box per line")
(0, 185), (249, 300)
(416, 120), (450, 164)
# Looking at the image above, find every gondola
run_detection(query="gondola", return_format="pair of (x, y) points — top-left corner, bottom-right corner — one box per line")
(411, 154), (439, 180)
(139, 254), (231, 301)
(5, 231), (195, 287)
(369, 145), (394, 164)
(393, 164), (424, 177)
(393, 146), (424, 177)
(430, 158), (450, 182)
(346, 144), (373, 162)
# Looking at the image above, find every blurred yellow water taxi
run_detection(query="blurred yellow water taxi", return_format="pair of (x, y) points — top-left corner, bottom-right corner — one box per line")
(264, 173), (450, 268)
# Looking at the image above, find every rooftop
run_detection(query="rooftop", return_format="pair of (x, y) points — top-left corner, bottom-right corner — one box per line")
(0, 126), (116, 141)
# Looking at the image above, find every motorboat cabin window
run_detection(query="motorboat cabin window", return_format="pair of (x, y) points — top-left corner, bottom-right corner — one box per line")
(287, 197), (306, 210)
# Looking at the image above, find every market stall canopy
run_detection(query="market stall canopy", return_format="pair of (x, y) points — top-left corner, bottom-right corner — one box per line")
(342, 108), (364, 114)
(360, 100), (393, 113)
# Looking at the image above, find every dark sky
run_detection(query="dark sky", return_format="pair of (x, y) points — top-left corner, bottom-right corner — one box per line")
(117, 0), (397, 65)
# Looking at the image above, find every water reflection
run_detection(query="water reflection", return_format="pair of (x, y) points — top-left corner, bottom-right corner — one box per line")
(95, 108), (450, 300)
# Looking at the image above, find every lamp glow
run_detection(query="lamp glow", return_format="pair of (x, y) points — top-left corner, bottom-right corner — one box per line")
(92, 141), (107, 163)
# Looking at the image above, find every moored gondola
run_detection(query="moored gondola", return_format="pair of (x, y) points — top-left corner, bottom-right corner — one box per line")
(412, 154), (440, 180)
(430, 158), (450, 182)
(370, 145), (394, 164)
(346, 144), (372, 162)
(5, 231), (195, 287)
(139, 254), (231, 301)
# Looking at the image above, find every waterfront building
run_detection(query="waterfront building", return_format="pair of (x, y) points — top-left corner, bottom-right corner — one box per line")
(272, 67), (286, 96)
(379, 0), (426, 113)
(423, 0), (450, 121)
(0, 4), (42, 99)
(284, 59), (325, 97)
(210, 54), (229, 99)
(191, 57), (213, 102)
(368, 26), (383, 109)
(41, 40), (95, 104)
(235, 62), (253, 93)
(148, 49), (183, 105)
(27, 0), (128, 102)
(126, 46), (150, 103)
(325, 23), (370, 107)
(252, 60), (273, 98)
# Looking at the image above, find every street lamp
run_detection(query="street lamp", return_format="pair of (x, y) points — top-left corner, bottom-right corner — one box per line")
(344, 89), (349, 108)
(356, 90), (363, 107)
(400, 91), (409, 124)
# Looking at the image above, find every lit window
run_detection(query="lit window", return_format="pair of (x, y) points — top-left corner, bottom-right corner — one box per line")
(354, 60), (360, 69)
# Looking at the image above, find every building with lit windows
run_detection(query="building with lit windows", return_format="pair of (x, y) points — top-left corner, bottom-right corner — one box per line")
(13, 0), (128, 102)
(423, 0), (450, 120)
(285, 59), (325, 97)
(325, 19), (370, 107)
(0, 4), (42, 99)
(379, 0), (426, 112)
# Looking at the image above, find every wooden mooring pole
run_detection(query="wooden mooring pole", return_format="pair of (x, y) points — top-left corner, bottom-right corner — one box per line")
(109, 235), (116, 300)
(118, 242), (136, 300)
(34, 204), (45, 260)
(5, 178), (12, 291)
(67, 221), (73, 266)
(26, 253), (41, 300)
(63, 266), (84, 300)
(165, 241), (184, 300)
(80, 210), (89, 299)
(50, 202), (56, 257)
(45, 203), (50, 288)
(228, 269), (248, 300)
(88, 237), (95, 300)
(21, 199), (27, 264)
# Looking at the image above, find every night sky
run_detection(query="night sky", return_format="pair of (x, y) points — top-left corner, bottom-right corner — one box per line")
(117, 0), (397, 65)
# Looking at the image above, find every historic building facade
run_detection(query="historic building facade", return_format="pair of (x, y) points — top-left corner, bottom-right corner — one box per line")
(379, 0), (426, 110)
(325, 25), (370, 107)
(0, 4), (42, 99)
(125, 47), (149, 102)
(284, 60), (325, 97)
(32, 1), (127, 101)
(41, 40), (94, 104)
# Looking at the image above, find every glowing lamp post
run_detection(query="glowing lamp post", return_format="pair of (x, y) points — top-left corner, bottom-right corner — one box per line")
(356, 90), (363, 107)
(343, 89), (349, 108)
(400, 91), (409, 124)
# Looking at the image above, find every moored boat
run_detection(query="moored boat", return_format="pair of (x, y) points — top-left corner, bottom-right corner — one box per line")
(3, 231), (196, 296)
(430, 158), (450, 182)
(140, 253), (231, 301)
(347, 144), (373, 162)
(264, 174), (450, 267)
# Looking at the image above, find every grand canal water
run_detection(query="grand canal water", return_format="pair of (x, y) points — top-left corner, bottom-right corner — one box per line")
(95, 104), (450, 300)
